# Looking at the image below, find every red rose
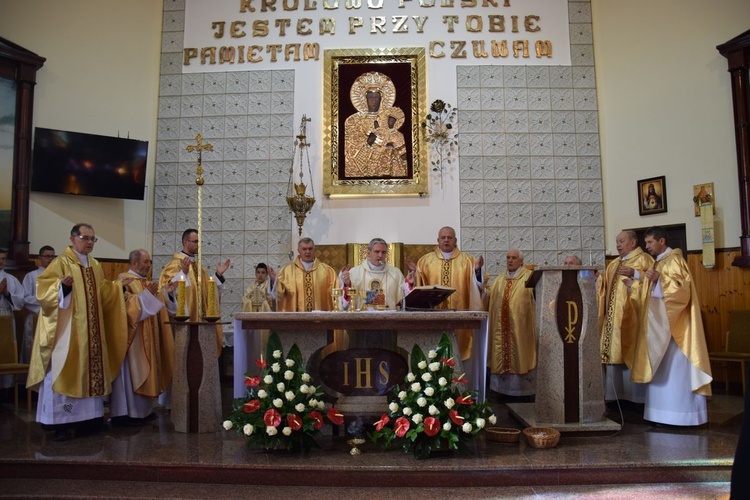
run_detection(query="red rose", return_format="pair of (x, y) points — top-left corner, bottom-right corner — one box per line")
(242, 400), (260, 413)
(424, 417), (440, 436)
(309, 411), (324, 430)
(244, 376), (260, 387)
(264, 408), (281, 427)
(449, 409), (464, 425)
(327, 407), (344, 426)
(287, 414), (302, 431)
(394, 417), (410, 437)
(374, 414), (390, 431)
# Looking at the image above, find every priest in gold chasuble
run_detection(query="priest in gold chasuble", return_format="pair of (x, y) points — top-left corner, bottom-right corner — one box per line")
(628, 227), (712, 426)
(158, 229), (229, 356)
(273, 238), (336, 312)
(597, 230), (653, 403)
(110, 249), (175, 422)
(487, 250), (536, 397)
(416, 227), (484, 360)
(27, 224), (128, 433)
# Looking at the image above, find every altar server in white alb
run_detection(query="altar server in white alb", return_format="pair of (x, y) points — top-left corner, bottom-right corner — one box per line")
(21, 246), (55, 365)
(629, 226), (712, 426)
(0, 249), (25, 388)
(338, 238), (415, 310)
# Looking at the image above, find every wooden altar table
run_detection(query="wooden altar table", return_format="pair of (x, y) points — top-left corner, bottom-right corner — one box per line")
(232, 311), (488, 403)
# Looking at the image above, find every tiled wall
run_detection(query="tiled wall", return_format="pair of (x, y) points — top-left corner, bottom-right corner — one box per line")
(153, 0), (294, 321)
(152, 0), (604, 320)
(457, 1), (604, 278)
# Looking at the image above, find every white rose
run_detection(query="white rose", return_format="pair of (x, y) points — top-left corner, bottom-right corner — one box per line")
(427, 350), (437, 359)
(273, 398), (283, 408)
(257, 389), (268, 399)
(273, 350), (282, 359)
(282, 426), (292, 436)
(403, 407), (413, 416)
(411, 382), (421, 392)
(285, 359), (295, 367)
(418, 360), (427, 369)
(276, 382), (285, 392)
(300, 384), (310, 395)
(429, 362), (441, 372)
(266, 425), (278, 436)
(398, 390), (407, 401)
(412, 413), (423, 424)
(263, 375), (273, 384)
(389, 402), (399, 413)
(222, 420), (233, 430)
(271, 363), (281, 373)
(428, 404), (439, 416)
(489, 414), (497, 425)
(284, 370), (294, 381)
(309, 398), (318, 407)
(424, 387), (435, 397)
(285, 391), (295, 401)
(417, 397), (427, 407)
(421, 372), (432, 382)
(317, 401), (325, 410)
(301, 373), (311, 383)
(444, 398), (455, 409)
(406, 373), (416, 382)
(295, 403), (306, 412)
(243, 424), (253, 436)
(476, 418), (486, 429)
(308, 385), (318, 395)
(443, 422), (451, 431)
(462, 422), (473, 433)
(438, 377), (448, 387)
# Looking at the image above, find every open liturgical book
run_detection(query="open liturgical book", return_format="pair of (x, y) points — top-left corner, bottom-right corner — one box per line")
(398, 285), (456, 310)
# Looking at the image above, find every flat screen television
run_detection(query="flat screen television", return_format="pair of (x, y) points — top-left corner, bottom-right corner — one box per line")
(31, 127), (148, 200)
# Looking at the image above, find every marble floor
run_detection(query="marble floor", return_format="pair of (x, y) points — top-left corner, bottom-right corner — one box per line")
(0, 387), (741, 499)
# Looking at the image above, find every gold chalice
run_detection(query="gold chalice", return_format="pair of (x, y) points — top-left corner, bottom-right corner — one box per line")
(331, 288), (343, 312)
(347, 438), (365, 456)
(347, 288), (359, 312)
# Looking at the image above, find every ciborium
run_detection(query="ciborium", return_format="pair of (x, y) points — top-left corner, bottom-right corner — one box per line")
(346, 288), (359, 312)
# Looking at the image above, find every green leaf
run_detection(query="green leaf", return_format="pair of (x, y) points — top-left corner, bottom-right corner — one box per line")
(265, 332), (283, 362)
(410, 343), (427, 371)
(287, 343), (304, 367)
(436, 332), (453, 360)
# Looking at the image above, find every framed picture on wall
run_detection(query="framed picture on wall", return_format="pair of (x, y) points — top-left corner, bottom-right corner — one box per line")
(322, 48), (428, 197)
(637, 176), (667, 216)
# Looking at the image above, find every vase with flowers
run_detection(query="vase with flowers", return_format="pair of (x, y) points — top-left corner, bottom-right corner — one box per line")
(223, 332), (344, 452)
(368, 333), (496, 459)
(421, 99), (458, 189)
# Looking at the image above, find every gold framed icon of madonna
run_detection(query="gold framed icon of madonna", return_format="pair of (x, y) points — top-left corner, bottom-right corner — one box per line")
(323, 48), (428, 197)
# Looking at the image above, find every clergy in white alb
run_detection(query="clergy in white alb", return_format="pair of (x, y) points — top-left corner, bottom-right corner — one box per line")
(630, 227), (712, 426)
(21, 246), (55, 365)
(0, 249), (25, 388)
(110, 250), (175, 422)
(27, 224), (128, 437)
(339, 238), (415, 310)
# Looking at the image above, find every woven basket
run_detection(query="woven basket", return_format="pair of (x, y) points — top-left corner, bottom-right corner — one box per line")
(522, 427), (561, 449)
(485, 427), (521, 444)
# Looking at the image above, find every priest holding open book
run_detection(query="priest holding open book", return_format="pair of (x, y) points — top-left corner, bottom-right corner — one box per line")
(416, 226), (484, 360)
